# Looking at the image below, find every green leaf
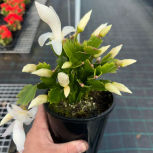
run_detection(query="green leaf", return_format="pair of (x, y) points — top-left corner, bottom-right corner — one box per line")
(84, 46), (101, 55)
(48, 87), (63, 104)
(40, 76), (56, 87)
(101, 54), (113, 65)
(63, 39), (89, 68)
(87, 79), (105, 91)
(40, 68), (58, 87)
(37, 62), (51, 70)
(100, 62), (117, 74)
(95, 65), (102, 76)
(17, 84), (37, 106)
(84, 59), (94, 73)
(63, 39), (83, 58)
(37, 83), (48, 89)
(84, 36), (102, 48)
(56, 56), (68, 67)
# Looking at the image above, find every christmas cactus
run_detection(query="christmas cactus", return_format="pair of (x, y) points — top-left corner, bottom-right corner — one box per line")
(0, 1), (136, 153)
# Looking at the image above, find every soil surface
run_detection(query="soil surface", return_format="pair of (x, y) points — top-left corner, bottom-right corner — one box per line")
(48, 91), (113, 119)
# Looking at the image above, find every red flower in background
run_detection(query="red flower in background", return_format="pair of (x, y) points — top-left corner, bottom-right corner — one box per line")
(0, 0), (30, 45)
(4, 14), (23, 23)
(4, 14), (23, 31)
(0, 1), (25, 16)
(0, 25), (12, 39)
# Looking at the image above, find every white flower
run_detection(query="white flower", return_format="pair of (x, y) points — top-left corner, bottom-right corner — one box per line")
(57, 72), (70, 87)
(57, 72), (70, 97)
(94, 45), (111, 58)
(112, 82), (132, 94)
(62, 61), (72, 69)
(105, 83), (122, 96)
(92, 23), (108, 36)
(77, 10), (92, 33)
(116, 59), (137, 67)
(22, 64), (37, 73)
(32, 68), (52, 77)
(64, 86), (70, 98)
(28, 95), (48, 109)
(109, 44), (123, 58)
(0, 113), (13, 126)
(99, 25), (112, 37)
(35, 1), (75, 55)
(0, 104), (37, 153)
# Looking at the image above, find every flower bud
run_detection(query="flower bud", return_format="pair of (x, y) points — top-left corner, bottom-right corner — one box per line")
(28, 95), (48, 109)
(116, 59), (137, 67)
(0, 113), (13, 126)
(99, 25), (112, 37)
(57, 72), (69, 87)
(92, 23), (107, 36)
(62, 61), (72, 69)
(105, 83), (122, 96)
(77, 10), (92, 33)
(109, 44), (123, 58)
(94, 45), (111, 58)
(112, 82), (132, 94)
(32, 68), (52, 77)
(64, 86), (70, 98)
(22, 64), (37, 73)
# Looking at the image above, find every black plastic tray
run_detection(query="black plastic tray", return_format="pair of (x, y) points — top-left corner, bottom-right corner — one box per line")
(0, 0), (34, 50)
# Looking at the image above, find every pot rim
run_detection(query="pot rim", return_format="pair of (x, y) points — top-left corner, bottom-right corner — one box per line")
(45, 92), (116, 123)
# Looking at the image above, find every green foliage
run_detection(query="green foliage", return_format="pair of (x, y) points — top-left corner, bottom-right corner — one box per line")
(100, 62), (118, 74)
(84, 36), (102, 48)
(63, 39), (90, 67)
(18, 17), (134, 110)
(16, 84), (37, 106)
(84, 46), (101, 55)
(48, 86), (63, 104)
(37, 62), (51, 70)
(87, 79), (105, 91)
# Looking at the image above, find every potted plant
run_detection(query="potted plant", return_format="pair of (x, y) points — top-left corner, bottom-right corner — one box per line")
(0, 1), (136, 153)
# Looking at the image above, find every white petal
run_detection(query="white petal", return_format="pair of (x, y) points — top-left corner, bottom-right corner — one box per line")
(112, 82), (132, 94)
(105, 83), (122, 96)
(28, 107), (38, 117)
(22, 64), (37, 73)
(35, 2), (62, 41)
(117, 59), (137, 67)
(28, 95), (48, 109)
(57, 72), (70, 87)
(94, 45), (111, 58)
(1, 121), (15, 137)
(24, 107), (38, 125)
(51, 40), (62, 55)
(0, 113), (13, 126)
(99, 25), (112, 37)
(7, 104), (28, 123)
(77, 10), (92, 32)
(13, 120), (25, 153)
(64, 86), (70, 98)
(38, 32), (53, 47)
(62, 26), (75, 37)
(32, 68), (53, 77)
(92, 23), (108, 36)
(62, 61), (72, 69)
(109, 44), (123, 58)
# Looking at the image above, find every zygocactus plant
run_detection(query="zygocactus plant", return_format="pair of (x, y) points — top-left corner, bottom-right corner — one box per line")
(16, 1), (136, 108)
(0, 2), (136, 152)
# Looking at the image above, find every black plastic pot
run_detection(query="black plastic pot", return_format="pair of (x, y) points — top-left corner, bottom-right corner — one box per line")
(44, 92), (115, 153)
